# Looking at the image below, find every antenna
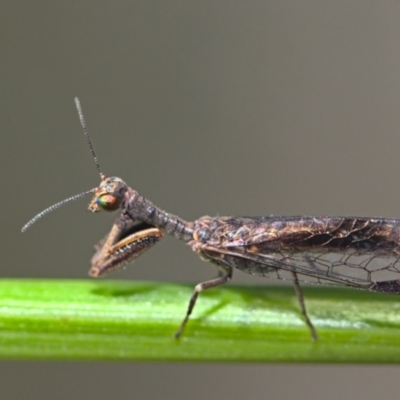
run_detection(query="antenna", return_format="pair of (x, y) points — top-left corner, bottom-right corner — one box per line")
(22, 98), (105, 232)
(21, 189), (96, 232)
(74, 97), (104, 179)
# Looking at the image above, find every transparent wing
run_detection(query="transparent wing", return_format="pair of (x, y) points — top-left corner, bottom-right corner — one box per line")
(200, 246), (400, 289)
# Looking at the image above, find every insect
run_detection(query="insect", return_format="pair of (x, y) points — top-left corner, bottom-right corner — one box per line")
(22, 98), (400, 341)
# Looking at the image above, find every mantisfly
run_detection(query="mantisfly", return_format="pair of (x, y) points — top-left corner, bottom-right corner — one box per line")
(22, 98), (400, 341)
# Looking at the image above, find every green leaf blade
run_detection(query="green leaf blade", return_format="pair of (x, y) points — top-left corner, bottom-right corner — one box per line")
(0, 279), (400, 362)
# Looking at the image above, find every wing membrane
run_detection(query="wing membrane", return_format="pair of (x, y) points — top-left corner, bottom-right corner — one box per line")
(200, 245), (400, 289)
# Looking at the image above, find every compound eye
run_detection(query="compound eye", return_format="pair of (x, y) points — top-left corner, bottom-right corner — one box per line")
(96, 193), (120, 211)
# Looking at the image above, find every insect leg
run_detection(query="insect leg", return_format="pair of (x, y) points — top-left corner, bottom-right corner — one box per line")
(174, 264), (233, 339)
(90, 213), (163, 276)
(90, 216), (127, 275)
(291, 271), (318, 341)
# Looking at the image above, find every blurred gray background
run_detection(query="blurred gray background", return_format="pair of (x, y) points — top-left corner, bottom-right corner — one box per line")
(2, 1), (400, 399)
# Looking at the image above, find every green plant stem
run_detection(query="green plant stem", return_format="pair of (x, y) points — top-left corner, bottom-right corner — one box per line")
(1, 279), (400, 362)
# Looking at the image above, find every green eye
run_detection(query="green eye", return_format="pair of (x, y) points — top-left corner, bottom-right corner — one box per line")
(96, 194), (119, 211)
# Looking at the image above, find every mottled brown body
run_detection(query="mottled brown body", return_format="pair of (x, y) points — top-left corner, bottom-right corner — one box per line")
(193, 216), (400, 253)
(22, 98), (400, 341)
(191, 216), (400, 291)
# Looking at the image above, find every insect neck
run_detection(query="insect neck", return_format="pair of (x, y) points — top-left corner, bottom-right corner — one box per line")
(125, 188), (194, 242)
